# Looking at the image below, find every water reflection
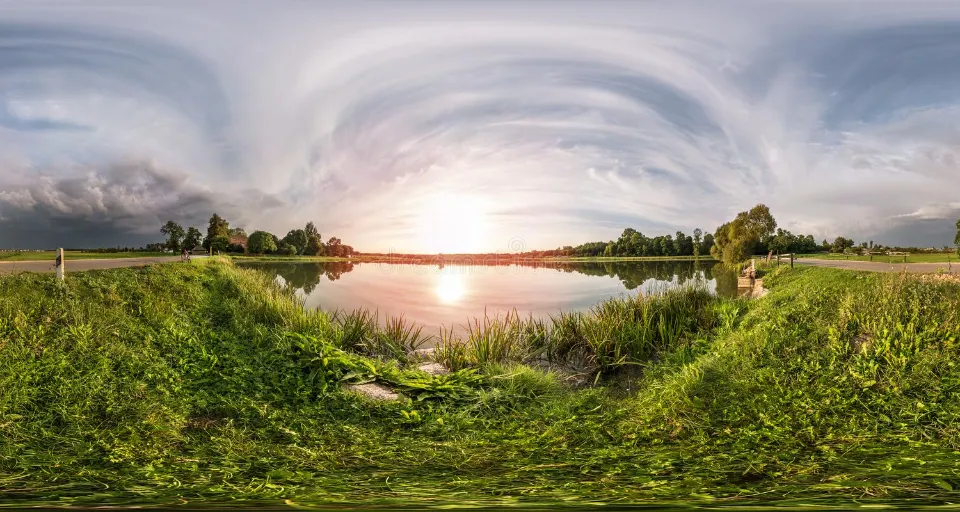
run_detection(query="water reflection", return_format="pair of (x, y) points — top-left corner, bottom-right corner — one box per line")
(435, 271), (467, 304)
(249, 261), (356, 294)
(239, 260), (737, 334)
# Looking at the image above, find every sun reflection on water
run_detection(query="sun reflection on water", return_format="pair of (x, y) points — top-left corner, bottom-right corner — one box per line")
(435, 271), (466, 304)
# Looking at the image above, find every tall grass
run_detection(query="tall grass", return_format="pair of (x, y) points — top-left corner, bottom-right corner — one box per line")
(328, 308), (428, 362)
(435, 283), (728, 376)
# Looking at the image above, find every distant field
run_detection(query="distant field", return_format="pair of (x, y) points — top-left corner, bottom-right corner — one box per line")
(0, 251), (169, 262)
(798, 252), (959, 264)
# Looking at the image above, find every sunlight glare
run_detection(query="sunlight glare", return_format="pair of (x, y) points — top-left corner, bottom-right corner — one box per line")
(418, 194), (489, 254)
(435, 272), (466, 304)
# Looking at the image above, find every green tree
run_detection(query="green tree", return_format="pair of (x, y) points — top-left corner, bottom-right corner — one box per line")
(692, 228), (703, 258)
(248, 231), (278, 255)
(954, 219), (960, 257)
(203, 214), (230, 250)
(711, 204), (778, 264)
(209, 235), (230, 254)
(660, 235), (673, 256)
(282, 229), (308, 255)
(183, 227), (202, 250)
(160, 221), (185, 251)
(229, 227), (247, 238)
(304, 222), (324, 256)
(830, 236), (855, 253)
(769, 228), (794, 255)
(326, 236), (343, 257)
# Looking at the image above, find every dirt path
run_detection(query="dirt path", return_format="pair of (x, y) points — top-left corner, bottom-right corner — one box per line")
(0, 256), (195, 275)
(796, 258), (959, 274)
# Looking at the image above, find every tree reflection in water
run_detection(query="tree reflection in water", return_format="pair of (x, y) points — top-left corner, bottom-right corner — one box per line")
(241, 261), (355, 294)
(240, 259), (738, 298)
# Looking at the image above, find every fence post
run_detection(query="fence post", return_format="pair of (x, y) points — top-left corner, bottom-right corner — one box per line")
(790, 253), (794, 269)
(55, 248), (65, 281)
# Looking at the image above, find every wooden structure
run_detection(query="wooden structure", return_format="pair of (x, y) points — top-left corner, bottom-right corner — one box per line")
(55, 248), (65, 281)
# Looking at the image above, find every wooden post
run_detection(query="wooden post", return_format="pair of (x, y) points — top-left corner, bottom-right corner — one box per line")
(55, 248), (65, 281)
(790, 253), (794, 269)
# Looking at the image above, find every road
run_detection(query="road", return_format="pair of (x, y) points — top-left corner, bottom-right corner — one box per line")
(796, 258), (959, 274)
(0, 256), (193, 275)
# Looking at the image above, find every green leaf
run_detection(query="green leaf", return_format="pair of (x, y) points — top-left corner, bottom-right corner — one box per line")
(933, 479), (953, 491)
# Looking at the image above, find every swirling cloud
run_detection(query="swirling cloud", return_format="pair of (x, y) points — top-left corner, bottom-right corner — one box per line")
(1, 2), (958, 250)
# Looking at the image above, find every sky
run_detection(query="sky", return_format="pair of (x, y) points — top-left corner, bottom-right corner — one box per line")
(1, 1), (959, 252)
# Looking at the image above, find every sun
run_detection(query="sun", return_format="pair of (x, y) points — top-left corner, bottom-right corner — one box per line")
(417, 194), (489, 254)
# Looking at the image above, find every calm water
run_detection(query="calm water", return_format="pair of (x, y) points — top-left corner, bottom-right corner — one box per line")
(240, 260), (737, 334)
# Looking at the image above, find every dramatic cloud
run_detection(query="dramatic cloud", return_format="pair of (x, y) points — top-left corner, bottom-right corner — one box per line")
(0, 1), (958, 250)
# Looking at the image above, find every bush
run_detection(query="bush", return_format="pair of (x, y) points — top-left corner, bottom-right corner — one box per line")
(248, 231), (278, 255)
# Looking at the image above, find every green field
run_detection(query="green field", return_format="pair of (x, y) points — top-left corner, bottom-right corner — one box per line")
(0, 251), (169, 262)
(1, 258), (959, 507)
(798, 252), (959, 264)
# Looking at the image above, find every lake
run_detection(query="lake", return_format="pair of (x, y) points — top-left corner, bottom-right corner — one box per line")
(239, 259), (737, 335)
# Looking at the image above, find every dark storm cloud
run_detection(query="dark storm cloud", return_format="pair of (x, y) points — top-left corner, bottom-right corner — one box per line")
(0, 162), (285, 249)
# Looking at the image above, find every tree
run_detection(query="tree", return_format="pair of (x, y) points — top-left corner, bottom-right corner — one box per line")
(711, 204), (778, 264)
(769, 228), (793, 255)
(204, 214), (230, 250)
(209, 235), (229, 254)
(228, 227), (247, 238)
(183, 227), (202, 250)
(660, 235), (673, 257)
(830, 236), (855, 253)
(160, 221), (185, 251)
(304, 222), (324, 256)
(248, 231), (278, 255)
(692, 228), (703, 258)
(282, 229), (308, 255)
(954, 219), (960, 257)
(326, 236), (344, 257)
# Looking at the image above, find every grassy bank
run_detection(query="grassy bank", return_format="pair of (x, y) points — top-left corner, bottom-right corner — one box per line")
(229, 254), (352, 262)
(799, 252), (958, 264)
(0, 251), (169, 262)
(547, 255), (718, 262)
(1, 259), (959, 507)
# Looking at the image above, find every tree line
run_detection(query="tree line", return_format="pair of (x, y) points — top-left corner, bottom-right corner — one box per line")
(154, 210), (960, 262)
(564, 207), (960, 264)
(158, 214), (355, 257)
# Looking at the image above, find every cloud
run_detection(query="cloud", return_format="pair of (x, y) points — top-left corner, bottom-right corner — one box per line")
(1, 2), (959, 250)
(0, 161), (285, 248)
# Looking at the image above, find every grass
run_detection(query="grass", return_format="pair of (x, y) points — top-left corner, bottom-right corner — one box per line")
(1, 258), (960, 507)
(548, 255), (718, 262)
(0, 251), (169, 262)
(229, 254), (352, 262)
(799, 252), (959, 264)
(434, 284), (721, 379)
